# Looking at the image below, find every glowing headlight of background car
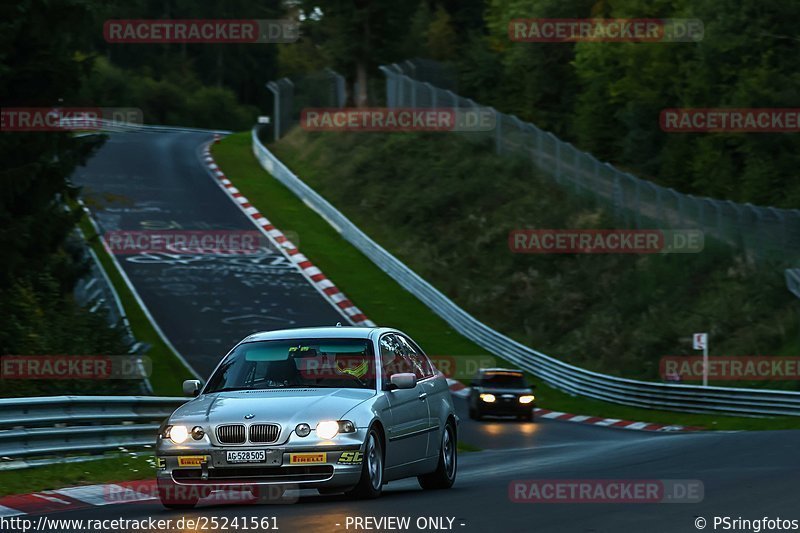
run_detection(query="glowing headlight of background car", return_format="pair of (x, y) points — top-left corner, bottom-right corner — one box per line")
(479, 393), (496, 403)
(519, 395), (535, 404)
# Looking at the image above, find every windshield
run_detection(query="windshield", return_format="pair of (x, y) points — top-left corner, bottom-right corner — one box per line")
(480, 372), (527, 389)
(204, 338), (375, 392)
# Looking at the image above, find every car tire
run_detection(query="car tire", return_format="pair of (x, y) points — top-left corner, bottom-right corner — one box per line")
(157, 480), (199, 510)
(418, 420), (457, 490)
(468, 406), (482, 421)
(345, 427), (384, 499)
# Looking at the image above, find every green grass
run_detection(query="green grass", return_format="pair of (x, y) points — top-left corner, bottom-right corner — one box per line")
(0, 454), (156, 497)
(212, 131), (800, 431)
(212, 133), (480, 359)
(78, 216), (195, 396)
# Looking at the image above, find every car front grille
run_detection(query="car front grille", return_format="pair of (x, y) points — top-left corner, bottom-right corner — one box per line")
(216, 424), (246, 444)
(249, 424), (280, 444)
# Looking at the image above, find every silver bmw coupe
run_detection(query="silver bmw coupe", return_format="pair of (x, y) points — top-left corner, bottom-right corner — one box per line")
(156, 326), (458, 508)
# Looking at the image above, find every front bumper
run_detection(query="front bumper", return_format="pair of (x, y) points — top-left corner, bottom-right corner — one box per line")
(156, 430), (367, 490)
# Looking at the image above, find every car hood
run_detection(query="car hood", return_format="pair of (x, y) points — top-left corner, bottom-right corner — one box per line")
(170, 388), (375, 428)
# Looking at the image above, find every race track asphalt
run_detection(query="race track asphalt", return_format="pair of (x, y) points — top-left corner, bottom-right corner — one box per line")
(58, 129), (800, 533)
(73, 130), (346, 375)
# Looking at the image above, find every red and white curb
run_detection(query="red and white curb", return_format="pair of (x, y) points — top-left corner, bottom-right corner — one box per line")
(446, 379), (702, 432)
(0, 480), (159, 517)
(0, 479), (280, 517)
(201, 142), (374, 327)
(532, 408), (703, 432)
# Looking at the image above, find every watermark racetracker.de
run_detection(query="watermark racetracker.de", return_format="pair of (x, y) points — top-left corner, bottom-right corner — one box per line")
(660, 356), (800, 382)
(300, 108), (496, 132)
(509, 479), (704, 503)
(660, 108), (799, 133)
(105, 481), (296, 505)
(0, 355), (151, 380)
(104, 19), (298, 43)
(1, 107), (143, 131)
(509, 229), (704, 254)
(104, 230), (268, 255)
(508, 18), (704, 42)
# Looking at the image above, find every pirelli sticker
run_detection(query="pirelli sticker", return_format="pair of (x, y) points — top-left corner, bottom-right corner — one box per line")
(337, 451), (363, 465)
(177, 455), (209, 467)
(289, 452), (327, 464)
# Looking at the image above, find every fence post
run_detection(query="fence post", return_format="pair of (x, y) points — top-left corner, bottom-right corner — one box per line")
(266, 81), (280, 141)
(379, 65), (396, 108)
(555, 139), (562, 183)
(445, 90), (457, 109)
(633, 177), (642, 228)
(535, 127), (543, 169)
(326, 68), (346, 108)
(425, 82), (437, 110)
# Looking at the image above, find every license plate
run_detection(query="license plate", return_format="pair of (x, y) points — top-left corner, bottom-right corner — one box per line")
(226, 450), (266, 463)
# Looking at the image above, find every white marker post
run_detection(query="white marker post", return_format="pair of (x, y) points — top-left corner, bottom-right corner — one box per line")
(693, 333), (709, 386)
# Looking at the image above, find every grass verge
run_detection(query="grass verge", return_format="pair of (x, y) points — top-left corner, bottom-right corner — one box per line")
(212, 131), (799, 431)
(0, 454), (155, 497)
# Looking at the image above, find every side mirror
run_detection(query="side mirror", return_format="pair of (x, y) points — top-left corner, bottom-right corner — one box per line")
(183, 379), (202, 397)
(389, 373), (417, 390)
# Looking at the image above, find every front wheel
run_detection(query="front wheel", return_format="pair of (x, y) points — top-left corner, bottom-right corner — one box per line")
(345, 427), (384, 499)
(418, 420), (457, 490)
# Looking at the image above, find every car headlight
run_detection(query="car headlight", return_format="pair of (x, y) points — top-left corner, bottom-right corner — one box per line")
(316, 420), (340, 439)
(338, 420), (356, 433)
(166, 425), (189, 444)
(191, 426), (205, 440)
(480, 393), (496, 403)
(519, 395), (535, 404)
(295, 423), (311, 437)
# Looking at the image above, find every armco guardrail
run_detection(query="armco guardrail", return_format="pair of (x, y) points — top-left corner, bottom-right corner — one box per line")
(0, 396), (186, 459)
(252, 128), (800, 417)
(63, 117), (231, 135)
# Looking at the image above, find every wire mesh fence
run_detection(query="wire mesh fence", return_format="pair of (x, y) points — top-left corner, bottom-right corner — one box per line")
(266, 68), (346, 141)
(380, 62), (800, 263)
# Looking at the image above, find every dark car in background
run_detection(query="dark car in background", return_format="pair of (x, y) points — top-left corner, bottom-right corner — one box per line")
(468, 369), (535, 421)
